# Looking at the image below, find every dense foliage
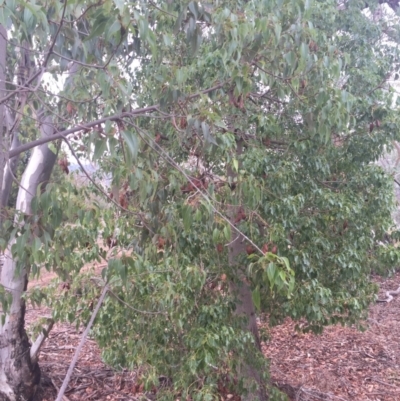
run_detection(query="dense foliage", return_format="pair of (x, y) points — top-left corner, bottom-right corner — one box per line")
(2, 0), (400, 400)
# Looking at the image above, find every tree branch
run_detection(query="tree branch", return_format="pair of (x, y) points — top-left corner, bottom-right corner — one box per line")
(30, 318), (54, 364)
(9, 81), (227, 158)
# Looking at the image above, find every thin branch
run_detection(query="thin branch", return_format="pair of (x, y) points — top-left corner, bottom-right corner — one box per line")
(9, 108), (152, 158)
(55, 284), (109, 401)
(108, 288), (167, 315)
(52, 50), (108, 70)
(148, 0), (177, 17)
(42, 0), (68, 71)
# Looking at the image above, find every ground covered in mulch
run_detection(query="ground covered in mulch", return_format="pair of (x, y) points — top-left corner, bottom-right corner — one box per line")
(27, 272), (400, 401)
(26, 308), (139, 401)
(264, 271), (400, 401)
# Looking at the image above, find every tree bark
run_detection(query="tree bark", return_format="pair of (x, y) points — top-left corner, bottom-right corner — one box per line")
(0, 115), (57, 401)
(1, 41), (31, 212)
(0, 111), (20, 210)
(227, 140), (267, 401)
(0, 25), (7, 220)
(228, 234), (267, 401)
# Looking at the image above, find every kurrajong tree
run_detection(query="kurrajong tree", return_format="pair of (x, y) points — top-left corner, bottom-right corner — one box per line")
(1, 0), (400, 400)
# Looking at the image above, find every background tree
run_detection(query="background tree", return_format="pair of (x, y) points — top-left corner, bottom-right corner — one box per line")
(1, 1), (400, 400)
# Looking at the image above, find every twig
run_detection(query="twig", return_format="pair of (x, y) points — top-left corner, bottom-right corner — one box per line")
(367, 376), (398, 388)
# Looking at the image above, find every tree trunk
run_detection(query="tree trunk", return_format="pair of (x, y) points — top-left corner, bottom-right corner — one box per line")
(0, 41), (31, 212)
(228, 232), (267, 401)
(0, 115), (57, 401)
(0, 24), (7, 218)
(228, 236), (261, 350)
(227, 140), (267, 401)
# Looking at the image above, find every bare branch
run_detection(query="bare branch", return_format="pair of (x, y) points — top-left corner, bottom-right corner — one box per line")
(55, 284), (109, 401)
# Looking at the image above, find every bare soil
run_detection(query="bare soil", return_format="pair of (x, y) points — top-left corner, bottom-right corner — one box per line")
(27, 270), (400, 401)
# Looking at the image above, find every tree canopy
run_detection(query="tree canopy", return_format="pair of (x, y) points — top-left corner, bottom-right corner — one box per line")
(1, 0), (400, 400)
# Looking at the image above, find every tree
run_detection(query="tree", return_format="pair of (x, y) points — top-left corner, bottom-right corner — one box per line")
(1, 0), (400, 400)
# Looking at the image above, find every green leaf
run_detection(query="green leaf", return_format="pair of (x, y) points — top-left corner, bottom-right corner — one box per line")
(106, 20), (121, 40)
(300, 42), (309, 61)
(266, 263), (276, 289)
(223, 224), (231, 241)
(93, 139), (107, 161)
(190, 26), (202, 55)
(121, 130), (138, 161)
(252, 286), (261, 311)
(274, 23), (282, 42)
(233, 158), (239, 172)
(112, 0), (124, 12)
(86, 14), (109, 41)
(174, 10), (184, 34)
(201, 121), (217, 145)
(188, 2), (199, 19)
(0, 5), (11, 27)
(284, 51), (295, 67)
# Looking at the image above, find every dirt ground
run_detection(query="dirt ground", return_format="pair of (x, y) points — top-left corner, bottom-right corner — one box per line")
(27, 270), (400, 401)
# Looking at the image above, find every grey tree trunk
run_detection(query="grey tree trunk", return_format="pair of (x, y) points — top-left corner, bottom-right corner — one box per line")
(0, 41), (31, 212)
(0, 25), (7, 215)
(0, 115), (57, 401)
